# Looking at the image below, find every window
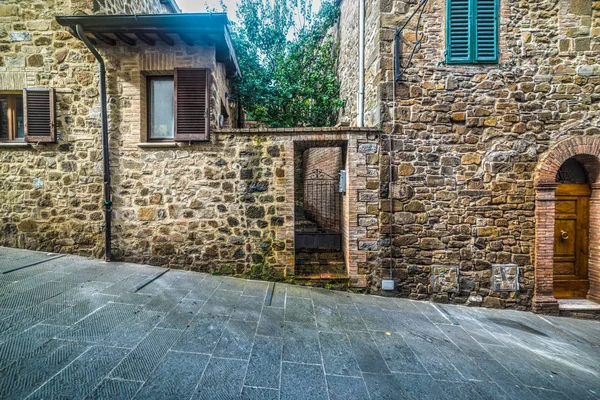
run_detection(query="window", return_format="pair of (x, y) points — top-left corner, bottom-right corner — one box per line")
(146, 69), (211, 142)
(147, 76), (175, 140)
(0, 93), (25, 141)
(446, 0), (498, 64)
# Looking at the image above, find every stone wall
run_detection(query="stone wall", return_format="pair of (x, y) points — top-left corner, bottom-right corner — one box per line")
(333, 0), (600, 308)
(110, 129), (377, 284)
(0, 0), (115, 257)
(335, 0), (382, 125)
(0, 0), (230, 258)
(86, 0), (173, 14)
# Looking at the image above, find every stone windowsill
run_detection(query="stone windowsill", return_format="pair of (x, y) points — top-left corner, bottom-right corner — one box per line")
(137, 142), (178, 149)
(0, 142), (31, 148)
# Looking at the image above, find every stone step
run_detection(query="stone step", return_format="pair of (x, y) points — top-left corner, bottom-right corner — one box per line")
(558, 299), (600, 320)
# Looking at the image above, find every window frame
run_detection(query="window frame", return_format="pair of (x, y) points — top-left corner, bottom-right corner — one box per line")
(445, 0), (499, 65)
(0, 91), (25, 142)
(146, 75), (175, 142)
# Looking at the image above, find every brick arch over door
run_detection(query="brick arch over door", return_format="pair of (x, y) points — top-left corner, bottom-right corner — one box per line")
(533, 135), (600, 314)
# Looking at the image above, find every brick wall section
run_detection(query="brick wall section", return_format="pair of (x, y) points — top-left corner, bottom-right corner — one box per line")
(589, 183), (600, 303)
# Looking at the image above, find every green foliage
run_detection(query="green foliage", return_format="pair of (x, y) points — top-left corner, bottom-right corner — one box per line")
(230, 0), (344, 127)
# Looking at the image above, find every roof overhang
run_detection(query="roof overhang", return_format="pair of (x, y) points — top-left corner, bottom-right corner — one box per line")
(55, 13), (240, 78)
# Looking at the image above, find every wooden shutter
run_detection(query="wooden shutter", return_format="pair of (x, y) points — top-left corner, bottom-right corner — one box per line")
(23, 88), (56, 143)
(446, 0), (471, 63)
(474, 0), (498, 62)
(174, 68), (210, 141)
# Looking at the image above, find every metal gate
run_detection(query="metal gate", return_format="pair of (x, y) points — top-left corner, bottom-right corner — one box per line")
(295, 168), (342, 250)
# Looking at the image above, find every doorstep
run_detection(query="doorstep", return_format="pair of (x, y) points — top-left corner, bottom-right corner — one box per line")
(558, 299), (600, 320)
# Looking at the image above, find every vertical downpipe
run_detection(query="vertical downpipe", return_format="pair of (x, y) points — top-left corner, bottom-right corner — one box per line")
(358, 0), (365, 127)
(76, 24), (112, 262)
(388, 27), (398, 282)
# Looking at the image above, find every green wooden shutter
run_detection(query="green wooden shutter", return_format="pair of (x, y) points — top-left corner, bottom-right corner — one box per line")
(446, 0), (471, 63)
(447, 0), (498, 63)
(475, 0), (498, 62)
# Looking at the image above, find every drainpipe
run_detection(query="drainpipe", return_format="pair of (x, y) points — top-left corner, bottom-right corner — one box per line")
(75, 24), (112, 262)
(358, 0), (365, 127)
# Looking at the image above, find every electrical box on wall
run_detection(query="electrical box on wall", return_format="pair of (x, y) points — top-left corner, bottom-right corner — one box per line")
(382, 279), (394, 291)
(339, 170), (346, 193)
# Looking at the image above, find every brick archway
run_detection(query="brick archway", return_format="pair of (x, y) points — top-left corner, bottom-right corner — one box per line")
(533, 136), (600, 314)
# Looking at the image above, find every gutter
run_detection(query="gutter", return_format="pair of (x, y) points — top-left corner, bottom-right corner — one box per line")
(75, 24), (112, 262)
(358, 0), (365, 127)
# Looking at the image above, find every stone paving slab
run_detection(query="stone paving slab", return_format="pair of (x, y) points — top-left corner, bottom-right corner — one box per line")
(0, 247), (599, 399)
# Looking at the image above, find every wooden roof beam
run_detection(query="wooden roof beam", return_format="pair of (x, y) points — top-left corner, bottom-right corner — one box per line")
(178, 33), (194, 46)
(114, 32), (136, 46)
(135, 32), (156, 46)
(91, 31), (116, 46)
(156, 32), (174, 46)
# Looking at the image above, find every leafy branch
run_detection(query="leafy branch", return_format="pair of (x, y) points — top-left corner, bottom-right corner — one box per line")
(229, 0), (344, 127)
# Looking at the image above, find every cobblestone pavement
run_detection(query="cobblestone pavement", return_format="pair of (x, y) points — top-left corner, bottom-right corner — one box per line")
(0, 248), (599, 400)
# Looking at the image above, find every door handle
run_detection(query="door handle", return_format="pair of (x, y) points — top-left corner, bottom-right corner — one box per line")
(560, 230), (569, 240)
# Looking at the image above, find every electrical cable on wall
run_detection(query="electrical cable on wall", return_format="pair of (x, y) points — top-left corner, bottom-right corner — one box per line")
(394, 0), (429, 81)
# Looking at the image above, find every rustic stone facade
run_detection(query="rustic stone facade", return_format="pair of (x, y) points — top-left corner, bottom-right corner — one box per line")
(335, 0), (600, 309)
(112, 128), (378, 285)
(0, 0), (383, 285)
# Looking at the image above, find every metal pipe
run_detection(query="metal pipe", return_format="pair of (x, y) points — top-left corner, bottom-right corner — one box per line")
(358, 0), (365, 127)
(388, 27), (397, 281)
(76, 24), (112, 262)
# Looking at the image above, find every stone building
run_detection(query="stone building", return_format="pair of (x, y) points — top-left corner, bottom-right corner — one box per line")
(335, 0), (600, 314)
(0, 0), (378, 291)
(1, 0), (599, 315)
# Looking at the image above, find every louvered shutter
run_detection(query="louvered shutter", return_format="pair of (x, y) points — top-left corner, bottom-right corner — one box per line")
(174, 69), (210, 141)
(23, 88), (56, 143)
(447, 0), (471, 63)
(474, 0), (498, 62)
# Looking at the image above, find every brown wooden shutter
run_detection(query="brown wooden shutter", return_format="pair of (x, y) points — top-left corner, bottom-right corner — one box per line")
(23, 88), (56, 143)
(174, 68), (210, 141)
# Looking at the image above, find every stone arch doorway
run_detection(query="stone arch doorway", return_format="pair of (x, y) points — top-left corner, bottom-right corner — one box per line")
(533, 136), (600, 314)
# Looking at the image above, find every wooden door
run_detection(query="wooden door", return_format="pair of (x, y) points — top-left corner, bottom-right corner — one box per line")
(553, 183), (590, 298)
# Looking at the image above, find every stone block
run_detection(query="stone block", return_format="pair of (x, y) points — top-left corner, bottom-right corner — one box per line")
(4, 56), (25, 67)
(9, 32), (31, 42)
(421, 238), (444, 250)
(574, 37), (591, 52)
(432, 266), (459, 293)
(491, 264), (519, 292)
(558, 39), (571, 52)
(358, 143), (377, 153)
(569, 0), (592, 15)
(358, 240), (378, 250)
(138, 207), (155, 221)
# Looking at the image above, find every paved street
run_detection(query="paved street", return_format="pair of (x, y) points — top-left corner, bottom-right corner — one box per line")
(0, 247), (599, 399)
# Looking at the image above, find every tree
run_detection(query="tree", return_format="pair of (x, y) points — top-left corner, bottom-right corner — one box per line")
(230, 0), (344, 127)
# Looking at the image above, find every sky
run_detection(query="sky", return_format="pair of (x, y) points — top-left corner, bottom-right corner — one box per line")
(176, 0), (323, 21)
(176, 0), (239, 18)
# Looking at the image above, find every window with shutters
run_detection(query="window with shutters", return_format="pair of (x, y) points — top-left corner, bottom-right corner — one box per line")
(146, 69), (210, 142)
(0, 93), (25, 142)
(446, 0), (499, 64)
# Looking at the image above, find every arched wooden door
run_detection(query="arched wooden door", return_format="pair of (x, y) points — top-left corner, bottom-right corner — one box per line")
(553, 159), (590, 299)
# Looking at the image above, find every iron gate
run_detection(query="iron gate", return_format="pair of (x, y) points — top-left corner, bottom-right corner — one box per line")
(295, 168), (342, 250)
